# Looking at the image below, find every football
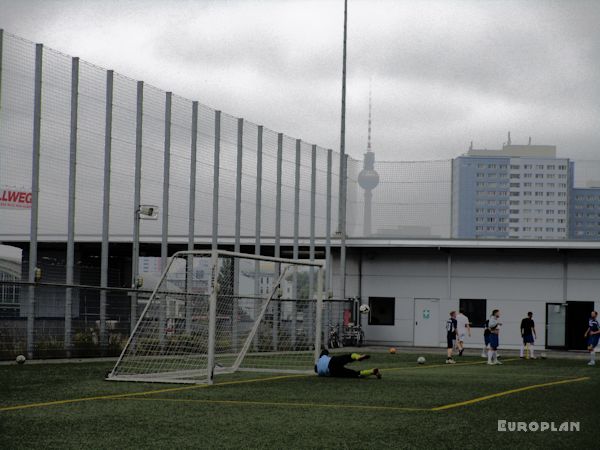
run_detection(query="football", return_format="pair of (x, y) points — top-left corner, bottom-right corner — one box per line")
(417, 356), (426, 365)
(16, 354), (26, 365)
(359, 304), (370, 314)
(389, 347), (396, 354)
(540, 352), (547, 359)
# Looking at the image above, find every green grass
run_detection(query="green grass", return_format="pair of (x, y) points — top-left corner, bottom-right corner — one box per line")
(1, 352), (599, 449)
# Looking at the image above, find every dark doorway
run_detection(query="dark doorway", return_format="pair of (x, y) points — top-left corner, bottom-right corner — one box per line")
(566, 301), (595, 350)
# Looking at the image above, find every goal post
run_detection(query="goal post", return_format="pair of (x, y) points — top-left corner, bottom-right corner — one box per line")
(107, 250), (324, 384)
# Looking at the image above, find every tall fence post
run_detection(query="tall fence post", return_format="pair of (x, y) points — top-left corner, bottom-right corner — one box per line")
(234, 117), (243, 349)
(65, 56), (79, 357)
(255, 126), (264, 349)
(326, 149), (332, 297)
(131, 80), (143, 334)
(309, 144), (317, 345)
(211, 111), (221, 252)
(27, 43), (43, 360)
(0, 29), (4, 111)
(159, 91), (172, 348)
(186, 101), (198, 334)
(292, 139), (301, 347)
(274, 133), (283, 350)
(100, 69), (113, 354)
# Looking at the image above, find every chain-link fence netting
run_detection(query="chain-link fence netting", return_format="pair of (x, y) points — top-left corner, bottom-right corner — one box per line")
(1, 30), (600, 359)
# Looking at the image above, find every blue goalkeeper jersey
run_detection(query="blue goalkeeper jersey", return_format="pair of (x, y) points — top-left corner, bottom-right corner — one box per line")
(316, 355), (331, 376)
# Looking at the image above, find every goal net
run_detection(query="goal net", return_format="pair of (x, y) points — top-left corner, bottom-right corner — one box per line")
(107, 250), (324, 384)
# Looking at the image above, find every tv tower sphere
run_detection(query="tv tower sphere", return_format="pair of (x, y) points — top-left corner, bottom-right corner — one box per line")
(358, 152), (380, 191)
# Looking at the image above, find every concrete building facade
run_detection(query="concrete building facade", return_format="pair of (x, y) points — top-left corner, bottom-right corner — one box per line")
(333, 239), (600, 351)
(570, 187), (600, 240)
(453, 142), (572, 240)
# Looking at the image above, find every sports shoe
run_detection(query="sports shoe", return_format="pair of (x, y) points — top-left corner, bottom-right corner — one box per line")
(446, 358), (456, 364)
(487, 361), (494, 365)
(587, 361), (596, 366)
(373, 368), (382, 379)
(494, 360), (503, 365)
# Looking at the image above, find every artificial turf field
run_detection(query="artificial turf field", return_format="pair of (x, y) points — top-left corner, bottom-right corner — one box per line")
(1, 351), (598, 449)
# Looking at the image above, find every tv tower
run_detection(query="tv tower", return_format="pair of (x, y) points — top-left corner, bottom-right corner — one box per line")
(357, 82), (380, 236)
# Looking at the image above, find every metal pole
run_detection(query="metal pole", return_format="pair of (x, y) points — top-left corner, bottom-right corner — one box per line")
(131, 80), (143, 334)
(234, 117), (243, 256)
(27, 43), (43, 360)
(325, 149), (332, 328)
(255, 125), (263, 349)
(338, 0), (348, 230)
(255, 126), (263, 257)
(309, 144), (317, 346)
(211, 111), (221, 252)
(274, 133), (283, 350)
(65, 56), (79, 357)
(338, 0), (349, 301)
(161, 92), (171, 270)
(309, 145), (316, 295)
(159, 91), (172, 348)
(340, 154), (348, 299)
(207, 251), (218, 385)
(186, 101), (198, 333)
(314, 266), (324, 360)
(234, 117), (243, 349)
(275, 133), (283, 260)
(100, 69), (113, 353)
(292, 139), (301, 347)
(0, 29), (3, 111)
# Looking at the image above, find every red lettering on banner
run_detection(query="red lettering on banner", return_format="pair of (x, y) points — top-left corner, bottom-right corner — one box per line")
(0, 188), (33, 209)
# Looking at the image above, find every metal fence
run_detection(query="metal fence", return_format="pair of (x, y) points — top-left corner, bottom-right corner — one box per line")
(1, 30), (600, 358)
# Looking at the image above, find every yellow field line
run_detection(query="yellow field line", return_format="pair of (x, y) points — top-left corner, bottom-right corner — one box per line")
(383, 357), (519, 372)
(431, 376), (591, 411)
(113, 396), (429, 412)
(0, 374), (307, 413)
(114, 375), (591, 413)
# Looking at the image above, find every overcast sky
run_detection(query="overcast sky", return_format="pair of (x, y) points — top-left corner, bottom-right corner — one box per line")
(1, 0), (599, 161)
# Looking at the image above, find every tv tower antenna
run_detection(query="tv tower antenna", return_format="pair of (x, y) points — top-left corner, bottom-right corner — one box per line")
(367, 79), (373, 152)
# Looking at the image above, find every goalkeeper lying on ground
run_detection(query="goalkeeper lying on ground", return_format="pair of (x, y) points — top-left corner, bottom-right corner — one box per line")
(314, 349), (382, 379)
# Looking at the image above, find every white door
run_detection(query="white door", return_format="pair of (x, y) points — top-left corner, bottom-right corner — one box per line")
(414, 298), (440, 347)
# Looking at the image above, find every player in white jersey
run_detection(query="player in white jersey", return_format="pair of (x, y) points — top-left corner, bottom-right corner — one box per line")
(487, 309), (502, 365)
(455, 310), (471, 356)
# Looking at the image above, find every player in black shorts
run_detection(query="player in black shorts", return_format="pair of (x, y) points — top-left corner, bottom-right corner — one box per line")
(520, 312), (537, 359)
(446, 311), (457, 364)
(584, 311), (599, 366)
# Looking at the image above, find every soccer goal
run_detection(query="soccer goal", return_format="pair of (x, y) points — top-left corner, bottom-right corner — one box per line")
(107, 250), (324, 384)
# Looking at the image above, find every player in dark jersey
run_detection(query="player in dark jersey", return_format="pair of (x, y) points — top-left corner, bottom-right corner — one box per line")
(520, 312), (537, 359)
(584, 311), (599, 366)
(446, 311), (457, 364)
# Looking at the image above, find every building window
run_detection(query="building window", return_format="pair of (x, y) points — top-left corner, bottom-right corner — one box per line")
(459, 299), (487, 327)
(368, 297), (395, 326)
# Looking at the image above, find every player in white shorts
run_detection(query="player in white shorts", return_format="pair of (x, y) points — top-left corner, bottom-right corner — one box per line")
(456, 310), (471, 356)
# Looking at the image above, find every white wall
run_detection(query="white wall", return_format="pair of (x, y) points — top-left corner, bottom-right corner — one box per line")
(332, 248), (600, 350)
